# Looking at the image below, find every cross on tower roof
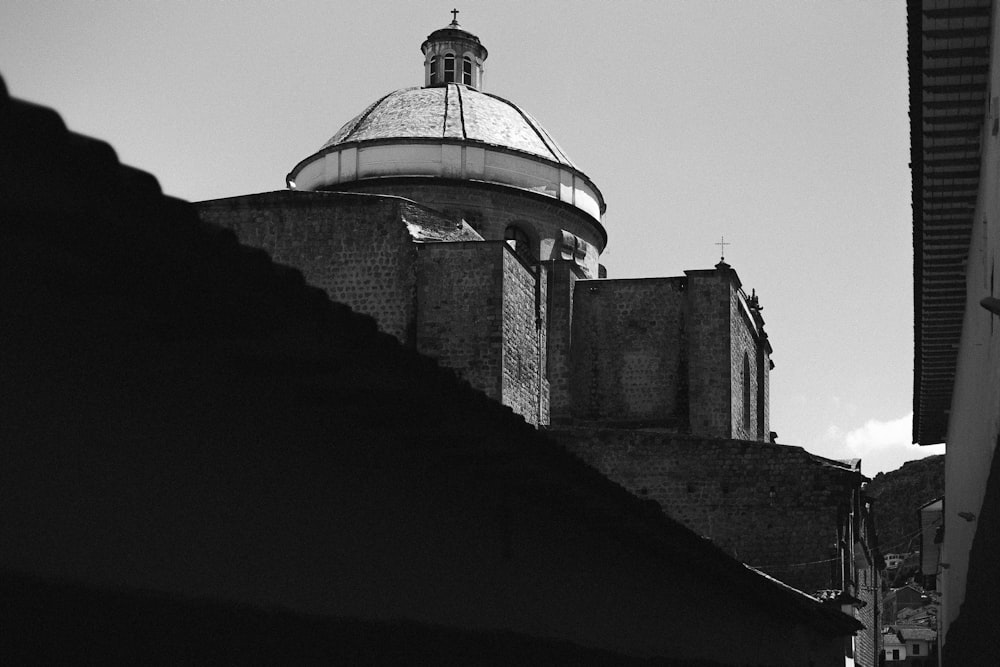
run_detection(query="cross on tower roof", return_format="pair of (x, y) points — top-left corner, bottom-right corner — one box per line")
(716, 236), (730, 262)
(450, 8), (460, 25)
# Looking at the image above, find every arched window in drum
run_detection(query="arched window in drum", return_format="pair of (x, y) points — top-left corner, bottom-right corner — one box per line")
(504, 225), (533, 263)
(429, 55), (439, 85)
(444, 54), (455, 83)
(463, 56), (473, 85)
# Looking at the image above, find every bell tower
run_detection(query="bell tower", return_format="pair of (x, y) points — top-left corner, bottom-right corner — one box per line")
(421, 10), (488, 89)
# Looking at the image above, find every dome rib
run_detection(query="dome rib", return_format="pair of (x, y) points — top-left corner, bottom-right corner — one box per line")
(516, 107), (576, 168)
(441, 84), (463, 139)
(484, 92), (574, 168)
(454, 84), (468, 140)
(322, 89), (399, 149)
(441, 85), (451, 137)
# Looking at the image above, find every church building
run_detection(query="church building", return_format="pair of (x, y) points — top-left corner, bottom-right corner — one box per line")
(198, 15), (773, 442)
(196, 16), (883, 661)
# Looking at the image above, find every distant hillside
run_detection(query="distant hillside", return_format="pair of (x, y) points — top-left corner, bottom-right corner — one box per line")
(866, 455), (944, 557)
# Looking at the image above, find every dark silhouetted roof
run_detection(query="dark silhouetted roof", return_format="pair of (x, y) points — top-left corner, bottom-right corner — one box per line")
(0, 72), (862, 641)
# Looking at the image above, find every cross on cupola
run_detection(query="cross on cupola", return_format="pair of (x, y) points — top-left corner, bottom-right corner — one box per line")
(716, 236), (730, 262)
(421, 10), (488, 89)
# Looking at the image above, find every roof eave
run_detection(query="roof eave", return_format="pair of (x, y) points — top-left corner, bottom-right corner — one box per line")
(909, 0), (994, 445)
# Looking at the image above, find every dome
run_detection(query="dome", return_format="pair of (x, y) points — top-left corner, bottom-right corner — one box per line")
(286, 15), (607, 266)
(286, 84), (605, 225)
(318, 85), (577, 168)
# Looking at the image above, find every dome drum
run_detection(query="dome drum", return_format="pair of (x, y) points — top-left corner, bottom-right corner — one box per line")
(318, 177), (605, 277)
(289, 138), (604, 226)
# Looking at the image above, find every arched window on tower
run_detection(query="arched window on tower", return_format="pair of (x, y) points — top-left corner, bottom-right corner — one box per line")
(743, 352), (751, 431)
(505, 225), (533, 263)
(444, 54), (455, 83)
(429, 55), (439, 85)
(463, 56), (473, 85)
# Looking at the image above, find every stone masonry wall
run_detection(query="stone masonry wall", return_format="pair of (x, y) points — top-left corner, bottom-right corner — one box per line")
(762, 343), (770, 440)
(501, 248), (548, 425)
(552, 427), (861, 594)
(416, 241), (504, 405)
(197, 191), (419, 343)
(544, 261), (579, 425)
(730, 293), (767, 441)
(731, 299), (757, 441)
(684, 270), (733, 438)
(335, 180), (604, 278)
(568, 278), (687, 427)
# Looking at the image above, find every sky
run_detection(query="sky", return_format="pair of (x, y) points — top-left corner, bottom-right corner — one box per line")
(0, 0), (945, 476)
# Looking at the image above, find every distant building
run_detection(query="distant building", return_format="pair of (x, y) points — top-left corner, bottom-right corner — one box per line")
(897, 625), (937, 665)
(883, 630), (907, 662)
(884, 552), (907, 570)
(883, 584), (929, 624)
(882, 626), (937, 666)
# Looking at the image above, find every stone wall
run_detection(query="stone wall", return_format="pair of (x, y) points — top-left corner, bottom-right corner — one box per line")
(501, 248), (549, 425)
(197, 191), (419, 343)
(198, 194), (773, 442)
(729, 288), (770, 441)
(552, 427), (862, 593)
(544, 261), (579, 425)
(685, 269), (734, 438)
(415, 241), (549, 425)
(416, 241), (504, 403)
(199, 192), (551, 427)
(761, 344), (770, 439)
(563, 265), (771, 442)
(332, 179), (604, 278)
(568, 278), (687, 427)
(731, 300), (757, 441)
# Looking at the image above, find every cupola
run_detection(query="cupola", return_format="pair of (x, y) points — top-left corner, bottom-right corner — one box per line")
(421, 10), (487, 89)
(287, 13), (607, 276)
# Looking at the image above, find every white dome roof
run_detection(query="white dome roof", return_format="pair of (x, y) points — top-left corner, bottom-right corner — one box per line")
(287, 84), (606, 224)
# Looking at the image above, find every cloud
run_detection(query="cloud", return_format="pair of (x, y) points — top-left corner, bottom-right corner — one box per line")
(845, 413), (912, 452)
(837, 412), (945, 476)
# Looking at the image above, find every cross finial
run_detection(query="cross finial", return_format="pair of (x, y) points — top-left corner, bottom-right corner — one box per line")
(716, 236), (730, 261)
(450, 8), (460, 24)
